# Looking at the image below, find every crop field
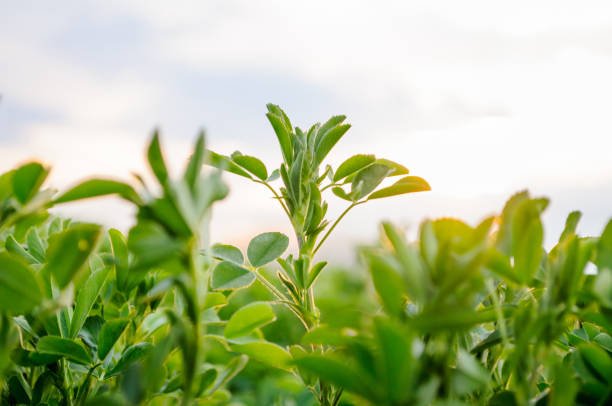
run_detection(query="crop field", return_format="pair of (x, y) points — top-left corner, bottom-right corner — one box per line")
(0, 105), (611, 406)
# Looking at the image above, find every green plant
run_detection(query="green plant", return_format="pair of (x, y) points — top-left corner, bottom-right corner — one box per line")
(206, 104), (430, 405)
(0, 134), (249, 405)
(292, 192), (612, 405)
(1, 104), (611, 406)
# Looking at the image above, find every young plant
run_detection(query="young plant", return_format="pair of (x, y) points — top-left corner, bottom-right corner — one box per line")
(0, 133), (249, 405)
(206, 104), (430, 405)
(53, 133), (234, 405)
(0, 162), (111, 405)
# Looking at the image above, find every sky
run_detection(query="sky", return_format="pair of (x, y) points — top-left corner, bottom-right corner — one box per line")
(1, 1), (611, 263)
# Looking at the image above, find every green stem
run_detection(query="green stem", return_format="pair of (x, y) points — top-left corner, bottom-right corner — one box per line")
(320, 182), (345, 192)
(255, 180), (292, 222)
(181, 237), (204, 406)
(75, 363), (101, 406)
(313, 202), (362, 256)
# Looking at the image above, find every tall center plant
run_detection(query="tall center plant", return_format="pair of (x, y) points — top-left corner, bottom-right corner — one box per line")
(207, 104), (430, 405)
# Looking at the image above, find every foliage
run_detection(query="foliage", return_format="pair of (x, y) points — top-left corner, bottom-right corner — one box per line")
(206, 104), (429, 405)
(0, 104), (610, 406)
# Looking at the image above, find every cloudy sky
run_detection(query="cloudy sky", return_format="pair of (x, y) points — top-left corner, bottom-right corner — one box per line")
(2, 1), (611, 263)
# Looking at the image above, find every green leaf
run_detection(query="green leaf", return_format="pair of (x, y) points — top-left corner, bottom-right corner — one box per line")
(376, 158), (409, 176)
(597, 219), (612, 272)
(288, 151), (304, 203)
(43, 224), (102, 288)
(147, 132), (169, 186)
(367, 254), (406, 317)
(307, 261), (327, 288)
(0, 169), (14, 202)
(54, 179), (142, 205)
(109, 229), (129, 292)
(382, 222), (427, 304)
(548, 362), (578, 406)
(315, 115), (346, 148)
(70, 267), (111, 338)
(13, 316), (38, 339)
(560, 211), (581, 242)
(11, 348), (60, 366)
(374, 319), (415, 403)
(578, 342), (612, 383)
(233, 155), (268, 181)
(26, 228), (46, 263)
(455, 349), (489, 388)
(267, 169), (280, 182)
(224, 302), (276, 339)
(128, 221), (184, 269)
(13, 162), (49, 204)
(315, 123), (351, 166)
(368, 176), (430, 200)
(333, 154), (376, 182)
(37, 336), (92, 365)
(512, 198), (548, 284)
(139, 310), (168, 338)
(184, 132), (205, 191)
(331, 186), (352, 201)
(247, 232), (289, 267)
(210, 243), (244, 265)
(204, 292), (227, 309)
(293, 355), (377, 400)
(594, 333), (612, 352)
(230, 341), (292, 371)
(410, 306), (515, 332)
(350, 163), (392, 201)
(208, 355), (248, 394)
(0, 252), (42, 314)
(106, 342), (152, 378)
(205, 150), (252, 179)
(5, 235), (39, 264)
(266, 105), (293, 164)
(198, 368), (218, 395)
(98, 318), (130, 360)
(211, 261), (255, 290)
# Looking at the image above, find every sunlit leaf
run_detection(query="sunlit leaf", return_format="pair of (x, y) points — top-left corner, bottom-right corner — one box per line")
(368, 176), (430, 200)
(233, 155), (268, 181)
(333, 154), (375, 182)
(13, 162), (49, 204)
(54, 179), (142, 205)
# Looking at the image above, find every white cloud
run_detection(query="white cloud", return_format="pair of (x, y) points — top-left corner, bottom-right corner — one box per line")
(1, 1), (611, 262)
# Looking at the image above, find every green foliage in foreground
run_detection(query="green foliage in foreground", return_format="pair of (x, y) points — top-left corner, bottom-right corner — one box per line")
(0, 104), (610, 406)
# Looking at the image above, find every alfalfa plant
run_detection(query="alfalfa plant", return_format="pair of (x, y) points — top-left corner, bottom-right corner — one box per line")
(206, 104), (430, 405)
(53, 133), (234, 405)
(291, 192), (612, 405)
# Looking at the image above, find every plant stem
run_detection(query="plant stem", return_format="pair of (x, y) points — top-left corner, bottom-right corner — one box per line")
(181, 237), (204, 406)
(313, 202), (362, 256)
(256, 180), (292, 222)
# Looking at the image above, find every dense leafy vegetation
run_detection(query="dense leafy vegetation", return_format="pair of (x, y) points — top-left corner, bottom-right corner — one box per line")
(0, 105), (610, 405)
